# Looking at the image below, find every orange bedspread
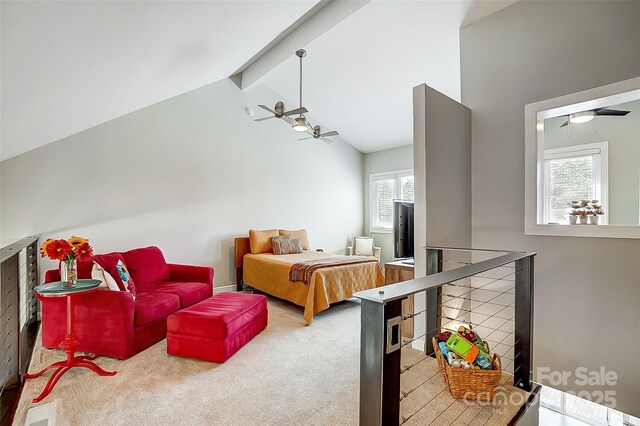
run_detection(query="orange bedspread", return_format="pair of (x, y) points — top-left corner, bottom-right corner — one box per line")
(243, 251), (385, 324)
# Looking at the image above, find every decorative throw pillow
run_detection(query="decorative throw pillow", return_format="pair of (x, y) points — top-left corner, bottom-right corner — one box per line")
(354, 236), (375, 256)
(249, 229), (280, 254)
(279, 229), (310, 251)
(272, 236), (304, 255)
(91, 262), (120, 291)
(115, 259), (136, 297)
(93, 252), (128, 291)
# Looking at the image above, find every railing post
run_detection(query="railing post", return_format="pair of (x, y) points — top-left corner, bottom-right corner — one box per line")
(359, 298), (402, 426)
(514, 255), (534, 391)
(425, 249), (442, 356)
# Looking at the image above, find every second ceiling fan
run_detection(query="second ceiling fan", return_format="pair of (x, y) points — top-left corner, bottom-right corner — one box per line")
(559, 107), (631, 127)
(298, 124), (339, 144)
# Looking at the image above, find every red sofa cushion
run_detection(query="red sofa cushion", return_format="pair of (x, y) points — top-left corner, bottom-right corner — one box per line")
(134, 293), (180, 326)
(123, 246), (170, 285)
(137, 281), (212, 308)
(167, 293), (267, 339)
(77, 259), (94, 279)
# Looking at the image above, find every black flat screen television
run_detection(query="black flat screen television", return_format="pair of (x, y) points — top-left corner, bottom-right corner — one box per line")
(393, 200), (414, 260)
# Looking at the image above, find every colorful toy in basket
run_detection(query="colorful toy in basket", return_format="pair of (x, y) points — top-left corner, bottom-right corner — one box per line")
(475, 353), (493, 369)
(436, 331), (452, 342)
(432, 326), (502, 401)
(446, 333), (479, 363)
(444, 326), (495, 370)
(458, 325), (480, 343)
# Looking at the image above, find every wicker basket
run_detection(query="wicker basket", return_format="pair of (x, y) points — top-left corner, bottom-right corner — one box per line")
(432, 337), (502, 401)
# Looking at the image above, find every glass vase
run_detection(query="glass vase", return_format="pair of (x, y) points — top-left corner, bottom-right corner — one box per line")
(61, 259), (78, 287)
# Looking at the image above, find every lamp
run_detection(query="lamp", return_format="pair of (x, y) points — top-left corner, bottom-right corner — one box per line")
(292, 116), (308, 132)
(569, 111), (595, 124)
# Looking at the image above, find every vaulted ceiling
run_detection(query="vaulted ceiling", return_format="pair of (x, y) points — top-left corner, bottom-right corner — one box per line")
(259, 0), (466, 153)
(0, 0), (318, 160)
(1, 0), (517, 160)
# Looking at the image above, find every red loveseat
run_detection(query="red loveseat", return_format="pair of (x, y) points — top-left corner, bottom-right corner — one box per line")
(41, 246), (214, 359)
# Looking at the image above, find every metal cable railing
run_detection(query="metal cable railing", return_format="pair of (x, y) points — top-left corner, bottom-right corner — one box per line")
(355, 247), (536, 426)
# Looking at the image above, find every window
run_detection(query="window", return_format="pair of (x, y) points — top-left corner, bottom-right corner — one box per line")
(540, 386), (638, 426)
(542, 142), (608, 225)
(370, 169), (414, 232)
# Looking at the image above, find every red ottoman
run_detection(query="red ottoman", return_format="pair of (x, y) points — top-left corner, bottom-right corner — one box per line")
(166, 293), (268, 363)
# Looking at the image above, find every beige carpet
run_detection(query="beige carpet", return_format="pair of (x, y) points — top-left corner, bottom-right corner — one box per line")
(15, 297), (530, 426)
(15, 298), (362, 426)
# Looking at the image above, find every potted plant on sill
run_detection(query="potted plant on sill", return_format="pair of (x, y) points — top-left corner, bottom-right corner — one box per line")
(578, 209), (589, 225)
(567, 200), (581, 225)
(588, 200), (604, 225)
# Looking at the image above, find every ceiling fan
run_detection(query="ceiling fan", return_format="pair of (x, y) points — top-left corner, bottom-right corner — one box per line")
(559, 108), (631, 127)
(254, 101), (307, 125)
(298, 124), (339, 143)
(254, 49), (314, 132)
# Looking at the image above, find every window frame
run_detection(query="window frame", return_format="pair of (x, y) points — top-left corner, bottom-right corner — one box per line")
(524, 77), (640, 239)
(370, 169), (414, 234)
(542, 141), (609, 225)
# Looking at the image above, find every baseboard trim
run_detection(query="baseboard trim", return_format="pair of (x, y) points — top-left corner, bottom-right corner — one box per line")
(214, 284), (236, 294)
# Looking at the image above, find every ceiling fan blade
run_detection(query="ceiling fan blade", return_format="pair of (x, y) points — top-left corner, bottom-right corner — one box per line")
(320, 137), (335, 144)
(254, 116), (274, 122)
(560, 120), (569, 128)
(258, 104), (276, 114)
(283, 107), (308, 116)
(320, 131), (339, 137)
(594, 108), (631, 116)
(297, 137), (314, 141)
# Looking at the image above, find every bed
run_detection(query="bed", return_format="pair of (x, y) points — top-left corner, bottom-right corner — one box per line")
(234, 236), (385, 324)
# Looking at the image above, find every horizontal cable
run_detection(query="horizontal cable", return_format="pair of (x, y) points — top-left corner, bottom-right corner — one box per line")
(400, 353), (429, 374)
(402, 309), (425, 321)
(400, 385), (449, 424)
(400, 333), (427, 349)
(437, 307), (515, 328)
(441, 282), (515, 300)
(437, 316), (514, 335)
(442, 260), (472, 266)
(440, 280), (516, 299)
(439, 304), (515, 321)
(399, 364), (445, 402)
(442, 278), (515, 291)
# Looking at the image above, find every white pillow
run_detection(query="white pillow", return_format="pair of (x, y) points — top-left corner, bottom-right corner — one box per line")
(354, 237), (374, 256)
(91, 262), (120, 291)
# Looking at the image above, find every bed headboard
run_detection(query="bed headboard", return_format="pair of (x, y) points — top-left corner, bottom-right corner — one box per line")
(234, 237), (251, 291)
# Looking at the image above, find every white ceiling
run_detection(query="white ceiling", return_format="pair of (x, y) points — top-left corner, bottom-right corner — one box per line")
(1, 0), (518, 160)
(257, 0), (518, 153)
(0, 0), (318, 160)
(258, 1), (464, 153)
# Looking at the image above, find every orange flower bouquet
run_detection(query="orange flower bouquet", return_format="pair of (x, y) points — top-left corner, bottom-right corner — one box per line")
(40, 236), (94, 287)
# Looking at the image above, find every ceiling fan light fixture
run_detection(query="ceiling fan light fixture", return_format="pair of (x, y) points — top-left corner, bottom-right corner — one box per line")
(292, 117), (308, 132)
(569, 111), (595, 124)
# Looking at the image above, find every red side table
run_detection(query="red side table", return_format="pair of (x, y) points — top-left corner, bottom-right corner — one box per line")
(24, 279), (116, 403)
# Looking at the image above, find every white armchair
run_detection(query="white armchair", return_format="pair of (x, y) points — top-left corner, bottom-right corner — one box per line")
(347, 236), (381, 262)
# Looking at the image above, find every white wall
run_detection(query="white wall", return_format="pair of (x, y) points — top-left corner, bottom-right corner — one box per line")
(412, 84), (472, 352)
(0, 78), (364, 290)
(363, 145), (413, 264)
(461, 0), (640, 415)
